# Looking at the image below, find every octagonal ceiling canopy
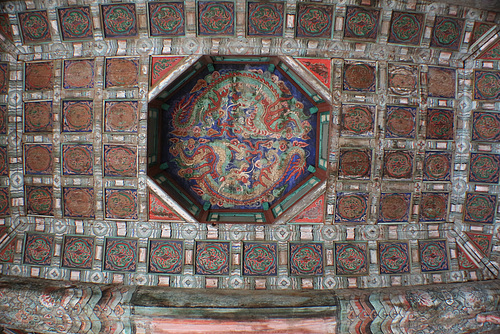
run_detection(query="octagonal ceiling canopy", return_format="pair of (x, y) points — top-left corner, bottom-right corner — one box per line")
(148, 56), (330, 223)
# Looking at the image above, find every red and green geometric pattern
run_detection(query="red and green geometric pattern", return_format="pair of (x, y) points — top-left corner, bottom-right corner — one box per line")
(247, 2), (284, 37)
(103, 145), (137, 177)
(378, 241), (410, 274)
(149, 192), (184, 222)
(23, 233), (54, 266)
(479, 40), (500, 60)
(150, 56), (185, 87)
(103, 238), (138, 272)
(62, 235), (94, 269)
(63, 187), (95, 219)
(58, 6), (93, 41)
(24, 101), (52, 133)
(468, 153), (500, 184)
(101, 3), (138, 39)
(296, 58), (331, 89)
(243, 242), (277, 276)
(105, 188), (138, 220)
(18, 10), (52, 44)
(463, 193), (496, 224)
(149, 239), (184, 274)
(335, 242), (368, 276)
(289, 243), (323, 276)
(426, 109), (454, 140)
(198, 1), (234, 36)
(0, 238), (16, 263)
(296, 4), (333, 39)
(419, 192), (448, 222)
(195, 241), (230, 276)
(388, 11), (424, 45)
(344, 6), (380, 41)
(63, 59), (94, 89)
(430, 16), (464, 50)
(419, 239), (449, 272)
(472, 111), (500, 142)
(148, 2), (185, 37)
(26, 186), (53, 216)
(291, 194), (324, 223)
(335, 192), (368, 223)
(474, 70), (500, 100)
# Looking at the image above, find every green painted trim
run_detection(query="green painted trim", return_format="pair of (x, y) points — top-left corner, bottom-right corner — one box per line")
(273, 177), (320, 217)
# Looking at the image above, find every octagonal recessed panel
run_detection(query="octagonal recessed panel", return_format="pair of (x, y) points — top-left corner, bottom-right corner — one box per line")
(149, 57), (327, 222)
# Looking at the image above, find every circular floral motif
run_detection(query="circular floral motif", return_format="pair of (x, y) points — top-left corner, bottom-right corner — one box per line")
(106, 190), (137, 219)
(106, 240), (136, 271)
(297, 7), (331, 37)
(344, 64), (375, 91)
(464, 194), (496, 224)
(27, 187), (52, 215)
(25, 62), (53, 91)
(64, 101), (93, 132)
(24, 102), (52, 132)
(64, 61), (93, 89)
(63, 146), (92, 175)
(104, 146), (136, 177)
(290, 244), (322, 276)
(384, 151), (413, 179)
(386, 107), (415, 138)
(473, 113), (500, 141)
(63, 237), (93, 268)
(336, 244), (367, 274)
(106, 59), (138, 87)
(426, 109), (454, 140)
(380, 243), (409, 274)
(244, 244), (277, 276)
(103, 5), (136, 36)
(149, 3), (184, 36)
(380, 194), (409, 222)
(196, 243), (228, 275)
(346, 11), (377, 38)
(149, 241), (183, 273)
(391, 14), (421, 42)
(60, 8), (92, 39)
(105, 102), (137, 132)
(64, 188), (94, 218)
(433, 18), (460, 46)
(341, 105), (373, 135)
(25, 235), (52, 265)
(199, 4), (233, 34)
(337, 194), (367, 221)
(420, 193), (447, 222)
(475, 72), (500, 100)
(420, 242), (448, 272)
(248, 4), (282, 36)
(339, 150), (371, 178)
(470, 154), (500, 183)
(424, 153), (450, 181)
(21, 12), (49, 40)
(25, 145), (52, 174)
(388, 68), (417, 95)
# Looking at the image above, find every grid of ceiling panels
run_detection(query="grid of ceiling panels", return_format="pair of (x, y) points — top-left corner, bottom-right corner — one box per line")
(0, 0), (498, 290)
